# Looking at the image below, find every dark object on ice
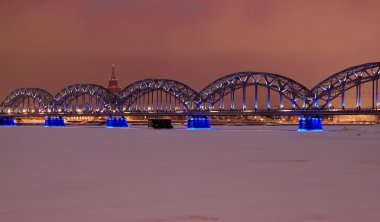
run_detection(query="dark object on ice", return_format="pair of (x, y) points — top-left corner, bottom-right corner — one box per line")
(148, 119), (173, 129)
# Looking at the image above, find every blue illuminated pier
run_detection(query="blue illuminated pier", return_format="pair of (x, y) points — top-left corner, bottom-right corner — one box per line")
(187, 116), (210, 129)
(106, 117), (128, 128)
(45, 116), (65, 127)
(0, 116), (16, 126)
(298, 116), (323, 131)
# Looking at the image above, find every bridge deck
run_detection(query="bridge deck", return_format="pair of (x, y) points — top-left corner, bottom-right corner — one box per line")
(1, 109), (380, 117)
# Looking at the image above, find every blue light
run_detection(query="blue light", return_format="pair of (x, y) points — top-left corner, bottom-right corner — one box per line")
(297, 129), (324, 132)
(187, 116), (210, 129)
(298, 116), (323, 132)
(0, 117), (16, 126)
(106, 117), (128, 128)
(45, 116), (65, 127)
(186, 127), (212, 131)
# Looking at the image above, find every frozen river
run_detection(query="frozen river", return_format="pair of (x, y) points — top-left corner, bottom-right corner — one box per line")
(0, 125), (379, 222)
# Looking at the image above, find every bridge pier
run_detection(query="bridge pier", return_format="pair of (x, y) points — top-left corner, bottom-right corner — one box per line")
(0, 116), (16, 126)
(187, 116), (210, 129)
(106, 117), (128, 128)
(45, 116), (65, 127)
(298, 115), (323, 132)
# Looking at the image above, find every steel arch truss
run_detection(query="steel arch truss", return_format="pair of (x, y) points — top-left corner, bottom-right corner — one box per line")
(55, 84), (116, 113)
(311, 62), (380, 109)
(118, 79), (198, 112)
(197, 72), (310, 110)
(1, 88), (55, 113)
(1, 62), (380, 115)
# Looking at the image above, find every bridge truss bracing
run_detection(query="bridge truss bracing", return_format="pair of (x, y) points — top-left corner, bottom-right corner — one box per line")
(118, 79), (198, 112)
(197, 72), (310, 111)
(1, 62), (380, 116)
(54, 84), (116, 114)
(0, 88), (55, 114)
(311, 62), (380, 110)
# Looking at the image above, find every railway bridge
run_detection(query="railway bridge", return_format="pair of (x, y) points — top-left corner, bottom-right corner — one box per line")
(1, 62), (380, 129)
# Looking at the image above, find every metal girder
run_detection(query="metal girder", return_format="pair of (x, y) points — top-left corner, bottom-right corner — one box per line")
(1, 88), (54, 113)
(197, 72), (310, 110)
(310, 62), (380, 108)
(54, 84), (116, 112)
(1, 62), (380, 114)
(118, 79), (198, 111)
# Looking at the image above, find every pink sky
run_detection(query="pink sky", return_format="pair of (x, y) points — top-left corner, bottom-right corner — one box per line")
(1, 0), (380, 99)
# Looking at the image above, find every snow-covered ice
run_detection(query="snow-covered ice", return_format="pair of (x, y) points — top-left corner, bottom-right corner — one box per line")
(0, 125), (379, 222)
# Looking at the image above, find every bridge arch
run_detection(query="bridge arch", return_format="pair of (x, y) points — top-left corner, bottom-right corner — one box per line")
(311, 62), (380, 109)
(55, 84), (116, 113)
(1, 88), (55, 113)
(118, 79), (198, 112)
(197, 72), (310, 110)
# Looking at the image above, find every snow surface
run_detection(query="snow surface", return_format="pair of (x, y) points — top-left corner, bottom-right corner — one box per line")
(0, 125), (380, 222)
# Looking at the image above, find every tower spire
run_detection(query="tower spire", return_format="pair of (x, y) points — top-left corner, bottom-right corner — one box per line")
(107, 64), (121, 93)
(111, 64), (116, 79)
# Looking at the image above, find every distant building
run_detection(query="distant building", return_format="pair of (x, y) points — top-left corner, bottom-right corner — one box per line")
(107, 64), (122, 93)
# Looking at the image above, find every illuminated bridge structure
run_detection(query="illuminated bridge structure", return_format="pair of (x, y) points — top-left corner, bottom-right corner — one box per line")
(1, 62), (380, 117)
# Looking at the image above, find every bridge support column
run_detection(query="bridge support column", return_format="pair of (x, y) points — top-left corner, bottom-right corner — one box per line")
(313, 98), (318, 108)
(266, 86), (271, 110)
(327, 90), (331, 109)
(291, 98), (295, 109)
(219, 96), (224, 110)
(376, 78), (379, 110)
(106, 116), (128, 128)
(298, 116), (323, 132)
(75, 97), (79, 112)
(89, 95), (92, 112)
(341, 83), (346, 110)
(0, 116), (16, 126)
(187, 116), (210, 129)
(242, 85), (246, 111)
(230, 89), (235, 110)
(45, 116), (65, 127)
(82, 95), (86, 112)
(254, 83), (258, 110)
(356, 84), (362, 109)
